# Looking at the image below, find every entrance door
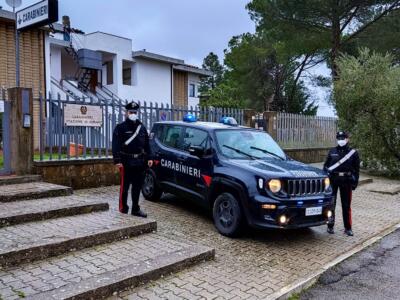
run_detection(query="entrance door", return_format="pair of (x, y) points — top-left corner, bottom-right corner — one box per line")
(0, 98), (11, 175)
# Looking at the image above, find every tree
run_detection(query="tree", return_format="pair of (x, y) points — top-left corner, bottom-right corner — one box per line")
(247, 0), (400, 78)
(221, 33), (318, 114)
(199, 52), (224, 94)
(334, 49), (400, 175)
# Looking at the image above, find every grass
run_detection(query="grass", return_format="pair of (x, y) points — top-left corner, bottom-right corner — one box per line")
(11, 288), (25, 298)
(287, 293), (300, 300)
(0, 152), (111, 170)
(33, 152), (111, 161)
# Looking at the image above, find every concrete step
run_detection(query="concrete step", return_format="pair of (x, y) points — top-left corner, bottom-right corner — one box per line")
(0, 182), (73, 202)
(0, 211), (157, 268)
(0, 233), (214, 300)
(366, 182), (400, 195)
(0, 175), (42, 186)
(0, 196), (109, 227)
(359, 177), (373, 186)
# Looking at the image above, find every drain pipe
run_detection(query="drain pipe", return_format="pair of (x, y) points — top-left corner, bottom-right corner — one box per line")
(170, 65), (174, 107)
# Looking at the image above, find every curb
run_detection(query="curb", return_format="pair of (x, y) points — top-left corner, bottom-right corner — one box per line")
(268, 222), (400, 300)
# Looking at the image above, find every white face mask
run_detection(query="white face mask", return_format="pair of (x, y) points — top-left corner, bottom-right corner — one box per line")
(337, 139), (348, 147)
(128, 114), (138, 122)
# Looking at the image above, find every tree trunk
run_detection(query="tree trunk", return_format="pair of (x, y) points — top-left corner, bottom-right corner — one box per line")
(331, 1), (341, 80)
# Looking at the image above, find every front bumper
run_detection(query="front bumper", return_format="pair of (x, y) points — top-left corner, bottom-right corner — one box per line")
(245, 194), (334, 229)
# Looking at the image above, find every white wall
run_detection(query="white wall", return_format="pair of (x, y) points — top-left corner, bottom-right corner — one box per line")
(188, 73), (201, 107)
(50, 46), (62, 81)
(44, 34), (52, 97)
(125, 58), (172, 105)
(83, 32), (133, 96)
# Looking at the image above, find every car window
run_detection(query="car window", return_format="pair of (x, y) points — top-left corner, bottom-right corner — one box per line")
(155, 125), (164, 140)
(215, 129), (286, 160)
(161, 126), (182, 149)
(182, 128), (208, 152)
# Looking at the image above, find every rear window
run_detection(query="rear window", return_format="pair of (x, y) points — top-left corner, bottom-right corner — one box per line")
(157, 125), (182, 149)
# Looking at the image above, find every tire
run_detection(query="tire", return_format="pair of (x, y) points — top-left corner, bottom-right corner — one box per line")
(212, 192), (243, 237)
(142, 170), (162, 202)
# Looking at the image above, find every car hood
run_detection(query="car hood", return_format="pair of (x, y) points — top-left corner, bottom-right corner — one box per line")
(228, 158), (326, 178)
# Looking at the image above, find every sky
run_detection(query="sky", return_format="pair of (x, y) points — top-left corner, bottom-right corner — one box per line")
(0, 0), (335, 116)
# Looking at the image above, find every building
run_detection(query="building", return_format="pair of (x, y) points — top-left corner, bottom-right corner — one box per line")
(0, 8), (212, 148)
(47, 24), (212, 108)
(0, 8), (46, 149)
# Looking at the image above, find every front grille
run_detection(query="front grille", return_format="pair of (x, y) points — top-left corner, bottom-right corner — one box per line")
(287, 179), (324, 197)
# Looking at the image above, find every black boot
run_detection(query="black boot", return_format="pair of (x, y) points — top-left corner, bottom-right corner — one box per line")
(132, 209), (147, 218)
(327, 227), (335, 234)
(344, 229), (354, 236)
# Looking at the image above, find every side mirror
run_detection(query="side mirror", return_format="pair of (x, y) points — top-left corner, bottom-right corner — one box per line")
(189, 145), (205, 157)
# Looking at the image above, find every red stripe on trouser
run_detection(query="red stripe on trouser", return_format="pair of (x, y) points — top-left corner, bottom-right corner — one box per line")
(348, 188), (352, 228)
(119, 165), (125, 212)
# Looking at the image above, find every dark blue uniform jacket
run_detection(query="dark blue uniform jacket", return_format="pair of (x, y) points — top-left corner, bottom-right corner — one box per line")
(112, 119), (150, 166)
(323, 145), (360, 188)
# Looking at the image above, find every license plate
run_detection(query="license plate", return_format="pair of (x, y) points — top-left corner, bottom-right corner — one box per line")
(305, 207), (322, 216)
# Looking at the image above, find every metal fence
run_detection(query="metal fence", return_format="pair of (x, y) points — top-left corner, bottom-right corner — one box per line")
(275, 112), (338, 149)
(37, 94), (244, 161)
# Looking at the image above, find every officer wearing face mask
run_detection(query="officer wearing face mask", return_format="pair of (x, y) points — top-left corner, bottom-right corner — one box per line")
(324, 131), (360, 236)
(112, 102), (153, 217)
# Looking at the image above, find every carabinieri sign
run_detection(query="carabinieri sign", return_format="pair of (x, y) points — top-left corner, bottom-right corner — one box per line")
(16, 0), (58, 31)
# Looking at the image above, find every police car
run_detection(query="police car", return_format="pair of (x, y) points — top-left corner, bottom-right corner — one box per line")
(142, 115), (334, 237)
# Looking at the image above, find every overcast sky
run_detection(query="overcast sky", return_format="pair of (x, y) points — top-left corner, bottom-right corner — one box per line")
(0, 0), (334, 116)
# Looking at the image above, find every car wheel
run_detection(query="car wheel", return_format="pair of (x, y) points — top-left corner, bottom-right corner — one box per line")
(142, 170), (162, 202)
(213, 193), (242, 237)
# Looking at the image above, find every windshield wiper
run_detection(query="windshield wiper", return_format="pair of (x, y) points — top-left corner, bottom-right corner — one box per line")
(250, 146), (285, 161)
(223, 145), (258, 160)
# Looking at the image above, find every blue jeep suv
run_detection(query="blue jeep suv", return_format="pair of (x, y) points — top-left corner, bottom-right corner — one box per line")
(142, 116), (334, 237)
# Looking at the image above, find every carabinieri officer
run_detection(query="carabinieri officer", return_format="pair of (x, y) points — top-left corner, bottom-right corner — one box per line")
(324, 131), (360, 236)
(112, 101), (153, 217)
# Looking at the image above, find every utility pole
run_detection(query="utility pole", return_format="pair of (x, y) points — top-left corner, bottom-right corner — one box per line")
(6, 0), (22, 87)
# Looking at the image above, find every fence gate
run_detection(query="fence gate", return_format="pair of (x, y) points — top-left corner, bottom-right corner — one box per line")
(0, 89), (11, 175)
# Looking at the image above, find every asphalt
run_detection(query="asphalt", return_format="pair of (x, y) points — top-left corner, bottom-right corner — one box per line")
(300, 228), (400, 300)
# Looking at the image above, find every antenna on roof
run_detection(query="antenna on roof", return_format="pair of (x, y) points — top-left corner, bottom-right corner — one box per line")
(5, 0), (22, 11)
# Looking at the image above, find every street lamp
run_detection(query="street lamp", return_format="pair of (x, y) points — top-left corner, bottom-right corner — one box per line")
(5, 0), (22, 87)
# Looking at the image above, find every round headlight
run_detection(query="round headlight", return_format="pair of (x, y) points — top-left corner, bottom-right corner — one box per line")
(268, 179), (282, 193)
(324, 177), (331, 190)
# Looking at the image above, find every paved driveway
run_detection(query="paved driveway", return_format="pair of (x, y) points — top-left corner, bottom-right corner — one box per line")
(76, 176), (400, 300)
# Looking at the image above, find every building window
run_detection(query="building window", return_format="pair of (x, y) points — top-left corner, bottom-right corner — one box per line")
(189, 83), (196, 97)
(106, 61), (113, 85)
(123, 68), (132, 85)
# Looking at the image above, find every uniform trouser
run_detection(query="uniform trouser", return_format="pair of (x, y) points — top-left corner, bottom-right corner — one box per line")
(119, 165), (145, 213)
(328, 182), (353, 230)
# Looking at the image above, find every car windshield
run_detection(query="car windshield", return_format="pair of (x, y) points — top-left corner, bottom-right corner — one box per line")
(215, 129), (286, 160)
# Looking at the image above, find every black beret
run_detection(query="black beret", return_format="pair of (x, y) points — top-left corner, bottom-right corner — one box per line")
(336, 131), (348, 139)
(125, 101), (139, 112)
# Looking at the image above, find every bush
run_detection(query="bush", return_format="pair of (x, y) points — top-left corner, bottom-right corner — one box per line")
(334, 49), (400, 176)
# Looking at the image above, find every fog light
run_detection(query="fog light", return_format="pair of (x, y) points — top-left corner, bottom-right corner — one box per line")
(327, 210), (333, 218)
(262, 204), (277, 210)
(279, 215), (287, 224)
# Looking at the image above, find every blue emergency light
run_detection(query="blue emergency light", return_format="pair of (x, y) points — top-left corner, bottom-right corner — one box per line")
(183, 114), (197, 122)
(220, 117), (238, 126)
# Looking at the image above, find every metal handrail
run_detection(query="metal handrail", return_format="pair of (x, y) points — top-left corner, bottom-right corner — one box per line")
(100, 85), (125, 103)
